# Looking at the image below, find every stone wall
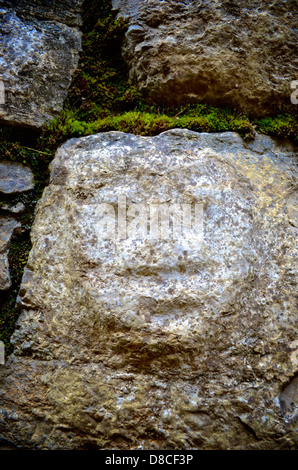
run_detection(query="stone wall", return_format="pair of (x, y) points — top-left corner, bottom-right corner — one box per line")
(0, 0), (297, 451)
(0, 130), (297, 449)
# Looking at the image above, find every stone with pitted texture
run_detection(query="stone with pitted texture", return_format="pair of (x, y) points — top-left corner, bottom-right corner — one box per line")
(112, 0), (297, 116)
(0, 0), (82, 128)
(0, 0), (84, 27)
(0, 162), (34, 194)
(0, 217), (21, 289)
(0, 130), (297, 449)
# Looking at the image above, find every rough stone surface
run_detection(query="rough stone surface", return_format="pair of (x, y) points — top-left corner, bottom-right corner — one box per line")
(0, 130), (297, 449)
(0, 216), (21, 290)
(112, 0), (297, 116)
(0, 162), (34, 194)
(1, 202), (26, 214)
(0, 1), (82, 128)
(0, 0), (84, 27)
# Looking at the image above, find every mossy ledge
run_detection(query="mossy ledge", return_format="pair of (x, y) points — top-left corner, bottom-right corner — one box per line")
(0, 0), (297, 353)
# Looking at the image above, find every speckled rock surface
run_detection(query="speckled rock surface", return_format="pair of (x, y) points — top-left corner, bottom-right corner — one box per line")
(0, 130), (297, 449)
(112, 0), (297, 116)
(0, 0), (84, 27)
(0, 0), (82, 128)
(0, 217), (21, 290)
(0, 162), (34, 194)
(1, 202), (26, 214)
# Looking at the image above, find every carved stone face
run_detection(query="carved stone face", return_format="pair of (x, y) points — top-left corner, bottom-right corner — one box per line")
(15, 131), (293, 363)
(63, 135), (257, 345)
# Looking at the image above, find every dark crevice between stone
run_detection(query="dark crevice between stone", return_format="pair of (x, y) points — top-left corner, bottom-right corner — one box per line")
(0, 437), (18, 450)
(0, 127), (53, 356)
(236, 416), (261, 441)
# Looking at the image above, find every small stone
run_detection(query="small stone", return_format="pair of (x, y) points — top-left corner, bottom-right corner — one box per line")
(0, 252), (11, 290)
(1, 202), (26, 214)
(0, 216), (21, 290)
(0, 162), (34, 194)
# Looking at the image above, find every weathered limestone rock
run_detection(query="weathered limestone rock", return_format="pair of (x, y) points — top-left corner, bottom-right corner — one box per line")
(0, 162), (34, 194)
(0, 130), (297, 449)
(1, 0), (84, 27)
(0, 1), (82, 128)
(1, 202), (26, 214)
(0, 216), (21, 289)
(112, 0), (297, 116)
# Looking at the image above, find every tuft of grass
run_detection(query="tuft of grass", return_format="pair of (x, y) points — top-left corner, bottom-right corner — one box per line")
(39, 106), (258, 148)
(0, 235), (31, 355)
(64, 0), (142, 121)
(255, 114), (298, 142)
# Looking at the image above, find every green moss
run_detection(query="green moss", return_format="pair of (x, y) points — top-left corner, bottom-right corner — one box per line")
(40, 106), (297, 151)
(65, 0), (142, 121)
(255, 114), (298, 142)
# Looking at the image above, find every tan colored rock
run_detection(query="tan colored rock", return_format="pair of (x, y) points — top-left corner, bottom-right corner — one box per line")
(0, 217), (21, 290)
(0, 130), (297, 449)
(112, 0), (297, 116)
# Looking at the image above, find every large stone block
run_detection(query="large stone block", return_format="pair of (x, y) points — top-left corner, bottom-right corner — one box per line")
(0, 130), (297, 449)
(0, 1), (82, 128)
(112, 0), (297, 116)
